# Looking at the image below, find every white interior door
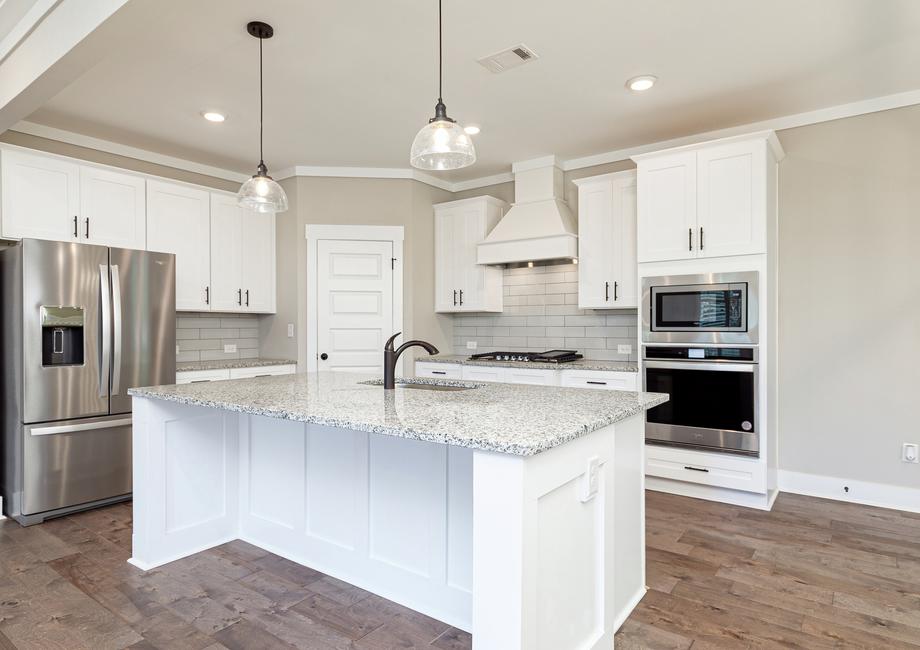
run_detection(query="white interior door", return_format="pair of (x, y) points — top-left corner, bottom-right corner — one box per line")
(316, 239), (394, 374)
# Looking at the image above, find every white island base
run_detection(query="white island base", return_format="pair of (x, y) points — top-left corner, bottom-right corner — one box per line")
(130, 397), (647, 650)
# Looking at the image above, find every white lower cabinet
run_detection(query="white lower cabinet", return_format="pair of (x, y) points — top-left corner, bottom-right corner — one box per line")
(415, 362), (636, 390)
(559, 369), (638, 391)
(645, 445), (766, 494)
(461, 366), (505, 383)
(415, 363), (463, 380)
(176, 364), (295, 385)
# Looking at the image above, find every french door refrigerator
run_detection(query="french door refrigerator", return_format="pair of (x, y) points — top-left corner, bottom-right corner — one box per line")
(1, 239), (175, 525)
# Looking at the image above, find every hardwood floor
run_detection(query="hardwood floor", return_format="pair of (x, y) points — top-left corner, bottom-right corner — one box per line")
(0, 491), (917, 648)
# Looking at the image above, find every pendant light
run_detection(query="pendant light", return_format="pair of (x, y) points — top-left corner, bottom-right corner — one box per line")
(238, 21), (288, 213)
(409, 0), (476, 171)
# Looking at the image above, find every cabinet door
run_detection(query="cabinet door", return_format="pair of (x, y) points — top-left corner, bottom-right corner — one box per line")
(80, 166), (146, 249)
(454, 204), (482, 311)
(697, 140), (766, 258)
(146, 180), (211, 311)
(240, 207), (275, 313)
(577, 179), (616, 309)
(434, 209), (457, 312)
(209, 193), (243, 312)
(611, 174), (638, 307)
(1, 149), (79, 242)
(636, 151), (697, 262)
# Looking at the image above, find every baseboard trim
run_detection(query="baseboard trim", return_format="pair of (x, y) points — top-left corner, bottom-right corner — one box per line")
(778, 470), (920, 514)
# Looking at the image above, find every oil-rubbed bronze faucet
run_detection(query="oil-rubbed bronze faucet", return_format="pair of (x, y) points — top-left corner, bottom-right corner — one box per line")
(383, 332), (439, 389)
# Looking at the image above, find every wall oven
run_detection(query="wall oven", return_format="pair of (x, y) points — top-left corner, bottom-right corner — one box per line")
(644, 346), (759, 456)
(642, 271), (758, 345)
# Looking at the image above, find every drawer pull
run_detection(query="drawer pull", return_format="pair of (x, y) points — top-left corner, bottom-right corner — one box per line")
(254, 374), (271, 378)
(432, 371), (447, 375)
(586, 380), (607, 385)
(190, 379), (212, 383)
(684, 466), (709, 473)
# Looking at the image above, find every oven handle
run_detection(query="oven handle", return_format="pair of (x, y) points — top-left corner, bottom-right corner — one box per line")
(644, 360), (756, 372)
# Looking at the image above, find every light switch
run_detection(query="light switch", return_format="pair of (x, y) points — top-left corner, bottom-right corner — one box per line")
(224, 343), (237, 353)
(466, 341), (478, 350)
(617, 344), (632, 355)
(287, 323), (295, 338)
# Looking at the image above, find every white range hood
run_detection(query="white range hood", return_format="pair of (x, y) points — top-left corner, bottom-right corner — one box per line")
(477, 157), (577, 265)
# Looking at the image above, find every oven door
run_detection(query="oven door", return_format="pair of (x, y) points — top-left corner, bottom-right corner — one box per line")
(644, 360), (758, 455)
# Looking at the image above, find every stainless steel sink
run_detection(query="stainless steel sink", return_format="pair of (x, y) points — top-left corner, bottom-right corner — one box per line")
(397, 383), (473, 391)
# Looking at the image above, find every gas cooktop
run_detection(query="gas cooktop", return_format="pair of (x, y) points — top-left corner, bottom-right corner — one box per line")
(469, 350), (583, 363)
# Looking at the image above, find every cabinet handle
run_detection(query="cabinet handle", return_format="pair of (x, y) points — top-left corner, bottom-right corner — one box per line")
(605, 281), (610, 302)
(84, 217), (90, 239)
(684, 466), (709, 473)
(245, 289), (250, 307)
(432, 371), (447, 375)
(190, 379), (211, 384)
(459, 289), (463, 306)
(700, 227), (704, 251)
(586, 380), (607, 385)
(205, 286), (210, 305)
(453, 289), (457, 306)
(73, 216), (78, 238)
(688, 227), (693, 251)
(614, 281), (618, 301)
(237, 289), (242, 306)
(254, 374), (271, 378)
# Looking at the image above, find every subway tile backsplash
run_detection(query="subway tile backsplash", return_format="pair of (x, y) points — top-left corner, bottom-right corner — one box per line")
(451, 265), (639, 361)
(175, 312), (261, 362)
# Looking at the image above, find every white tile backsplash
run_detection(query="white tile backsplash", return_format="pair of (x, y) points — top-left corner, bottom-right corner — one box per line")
(176, 312), (262, 362)
(452, 265), (639, 361)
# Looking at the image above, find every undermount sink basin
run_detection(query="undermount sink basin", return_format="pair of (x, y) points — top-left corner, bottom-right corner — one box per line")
(360, 379), (479, 391)
(397, 383), (474, 392)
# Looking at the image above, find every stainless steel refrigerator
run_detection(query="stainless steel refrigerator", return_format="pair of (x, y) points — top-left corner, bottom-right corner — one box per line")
(1, 239), (175, 525)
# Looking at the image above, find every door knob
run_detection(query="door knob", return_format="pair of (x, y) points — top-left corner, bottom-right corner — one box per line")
(320, 353), (328, 361)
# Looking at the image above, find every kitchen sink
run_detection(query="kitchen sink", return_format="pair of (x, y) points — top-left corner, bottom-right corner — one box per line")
(360, 379), (478, 391)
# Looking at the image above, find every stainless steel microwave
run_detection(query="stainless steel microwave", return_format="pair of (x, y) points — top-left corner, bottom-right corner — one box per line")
(641, 271), (758, 345)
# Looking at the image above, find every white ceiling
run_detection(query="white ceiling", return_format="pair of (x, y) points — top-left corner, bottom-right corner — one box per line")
(19, 0), (920, 181)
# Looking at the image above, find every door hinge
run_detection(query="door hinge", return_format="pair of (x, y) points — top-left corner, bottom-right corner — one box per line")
(391, 257), (397, 269)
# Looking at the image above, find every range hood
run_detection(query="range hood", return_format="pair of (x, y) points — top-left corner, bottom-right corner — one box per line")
(477, 158), (577, 265)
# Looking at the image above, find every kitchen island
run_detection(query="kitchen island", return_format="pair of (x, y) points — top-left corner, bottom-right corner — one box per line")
(129, 372), (667, 650)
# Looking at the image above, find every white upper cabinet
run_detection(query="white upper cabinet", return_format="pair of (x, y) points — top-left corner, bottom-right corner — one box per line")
(634, 132), (781, 262)
(210, 193), (276, 313)
(575, 170), (638, 309)
(79, 166), (146, 249)
(1, 148), (145, 248)
(434, 196), (506, 313)
(1, 148), (80, 242)
(146, 179), (211, 311)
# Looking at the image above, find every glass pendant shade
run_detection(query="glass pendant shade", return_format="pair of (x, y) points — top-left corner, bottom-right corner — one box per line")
(410, 117), (476, 171)
(238, 164), (288, 213)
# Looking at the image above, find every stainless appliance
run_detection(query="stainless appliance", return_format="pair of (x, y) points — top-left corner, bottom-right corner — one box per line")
(643, 346), (758, 456)
(469, 350), (583, 363)
(642, 271), (758, 345)
(1, 239), (175, 525)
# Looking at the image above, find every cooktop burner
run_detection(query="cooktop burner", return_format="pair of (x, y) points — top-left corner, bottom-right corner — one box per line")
(469, 350), (583, 363)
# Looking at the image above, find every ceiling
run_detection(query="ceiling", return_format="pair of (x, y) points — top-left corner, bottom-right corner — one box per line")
(18, 0), (920, 181)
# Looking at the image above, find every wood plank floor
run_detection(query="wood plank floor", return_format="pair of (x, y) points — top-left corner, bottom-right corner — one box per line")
(0, 491), (917, 648)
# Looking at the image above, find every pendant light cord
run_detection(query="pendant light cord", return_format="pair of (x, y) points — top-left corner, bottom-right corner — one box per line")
(438, 0), (442, 103)
(259, 35), (264, 165)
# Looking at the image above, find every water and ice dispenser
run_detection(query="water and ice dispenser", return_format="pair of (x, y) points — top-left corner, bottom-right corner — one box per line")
(40, 306), (84, 366)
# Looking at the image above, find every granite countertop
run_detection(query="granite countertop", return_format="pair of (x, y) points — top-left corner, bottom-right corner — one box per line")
(130, 372), (667, 457)
(419, 354), (639, 373)
(176, 358), (297, 373)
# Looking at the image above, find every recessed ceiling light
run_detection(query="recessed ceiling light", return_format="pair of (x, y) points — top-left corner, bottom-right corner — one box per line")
(202, 111), (226, 123)
(626, 75), (657, 93)
(464, 125), (481, 135)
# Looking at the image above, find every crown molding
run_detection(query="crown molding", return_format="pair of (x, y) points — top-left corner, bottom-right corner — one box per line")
(451, 172), (514, 192)
(0, 0), (58, 65)
(11, 120), (249, 182)
(274, 165), (455, 192)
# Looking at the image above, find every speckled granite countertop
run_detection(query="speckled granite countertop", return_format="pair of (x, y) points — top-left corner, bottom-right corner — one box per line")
(176, 358), (297, 372)
(418, 354), (639, 373)
(130, 372), (667, 456)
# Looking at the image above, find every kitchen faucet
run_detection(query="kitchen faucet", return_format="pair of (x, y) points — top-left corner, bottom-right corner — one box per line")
(383, 332), (439, 389)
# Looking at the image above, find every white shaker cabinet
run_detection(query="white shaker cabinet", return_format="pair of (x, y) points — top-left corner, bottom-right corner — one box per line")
(575, 170), (638, 309)
(434, 196), (507, 313)
(634, 132), (781, 262)
(1, 148), (145, 248)
(209, 193), (276, 313)
(146, 179), (211, 311)
(1, 148), (80, 242)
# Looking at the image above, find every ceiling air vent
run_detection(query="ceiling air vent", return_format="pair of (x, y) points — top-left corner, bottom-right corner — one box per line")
(477, 43), (539, 74)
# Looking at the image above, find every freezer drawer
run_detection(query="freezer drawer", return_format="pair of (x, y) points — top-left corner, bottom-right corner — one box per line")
(22, 415), (132, 515)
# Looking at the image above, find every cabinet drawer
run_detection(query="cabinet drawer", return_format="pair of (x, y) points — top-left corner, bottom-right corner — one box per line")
(229, 364), (296, 380)
(645, 445), (765, 493)
(503, 368), (557, 386)
(560, 370), (638, 391)
(415, 362), (462, 379)
(175, 369), (230, 384)
(461, 366), (504, 383)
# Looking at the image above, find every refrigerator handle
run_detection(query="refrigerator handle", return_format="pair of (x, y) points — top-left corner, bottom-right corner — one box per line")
(98, 265), (111, 398)
(111, 264), (123, 395)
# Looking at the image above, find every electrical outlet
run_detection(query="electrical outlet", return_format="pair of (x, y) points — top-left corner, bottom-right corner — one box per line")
(617, 344), (632, 355)
(903, 443), (919, 463)
(581, 456), (601, 502)
(466, 341), (478, 350)
(287, 323), (295, 338)
(223, 343), (237, 353)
